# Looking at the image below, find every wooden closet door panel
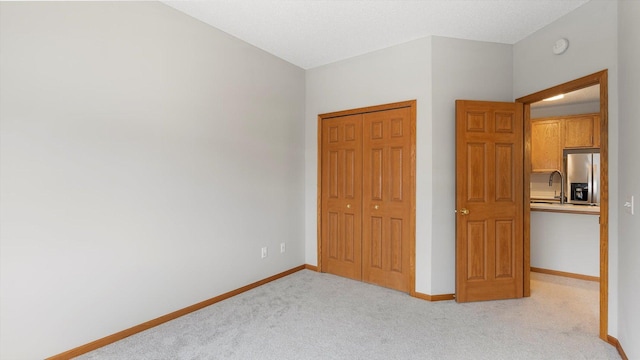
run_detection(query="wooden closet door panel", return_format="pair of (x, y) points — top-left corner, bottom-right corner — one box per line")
(321, 115), (363, 281)
(362, 107), (412, 292)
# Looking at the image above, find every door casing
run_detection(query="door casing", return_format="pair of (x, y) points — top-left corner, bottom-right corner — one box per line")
(517, 70), (609, 341)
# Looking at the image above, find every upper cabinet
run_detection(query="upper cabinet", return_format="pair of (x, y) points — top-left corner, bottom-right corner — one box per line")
(593, 115), (601, 148)
(532, 119), (562, 172)
(563, 114), (600, 148)
(531, 113), (600, 173)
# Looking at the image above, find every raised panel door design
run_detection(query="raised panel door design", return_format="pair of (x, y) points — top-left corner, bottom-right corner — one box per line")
(345, 123), (356, 141)
(370, 216), (383, 269)
(329, 126), (339, 143)
(371, 121), (384, 140)
(466, 221), (487, 280)
(321, 115), (363, 281)
(391, 118), (404, 137)
(362, 107), (413, 292)
(467, 143), (486, 202)
(370, 149), (383, 201)
(320, 101), (415, 295)
(328, 211), (339, 258)
(495, 144), (514, 202)
(344, 150), (356, 199)
(328, 151), (339, 198)
(327, 210), (357, 263)
(466, 112), (486, 132)
(495, 219), (514, 279)
(390, 218), (403, 273)
(344, 213), (355, 262)
(455, 100), (523, 303)
(390, 147), (403, 201)
(495, 112), (514, 133)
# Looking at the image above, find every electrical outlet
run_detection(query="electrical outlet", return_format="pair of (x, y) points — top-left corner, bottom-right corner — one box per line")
(261, 247), (268, 259)
(624, 195), (634, 215)
(280, 242), (286, 253)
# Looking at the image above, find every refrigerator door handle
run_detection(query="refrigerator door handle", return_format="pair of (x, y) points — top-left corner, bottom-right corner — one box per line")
(588, 162), (595, 203)
(592, 163), (598, 204)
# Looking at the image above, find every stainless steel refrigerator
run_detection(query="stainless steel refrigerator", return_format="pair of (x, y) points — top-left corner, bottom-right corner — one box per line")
(565, 150), (600, 205)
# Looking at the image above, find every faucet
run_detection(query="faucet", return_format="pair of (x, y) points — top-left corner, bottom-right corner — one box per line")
(548, 170), (565, 204)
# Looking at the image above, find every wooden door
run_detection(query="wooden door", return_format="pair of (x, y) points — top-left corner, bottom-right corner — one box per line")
(321, 114), (363, 281)
(455, 100), (524, 302)
(319, 101), (416, 294)
(361, 107), (413, 292)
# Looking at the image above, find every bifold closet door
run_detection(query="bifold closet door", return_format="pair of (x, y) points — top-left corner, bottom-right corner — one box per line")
(320, 114), (363, 281)
(361, 107), (412, 292)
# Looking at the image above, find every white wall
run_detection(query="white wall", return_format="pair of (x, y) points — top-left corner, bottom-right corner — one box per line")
(513, 0), (619, 336)
(430, 37), (512, 294)
(304, 37), (434, 291)
(304, 37), (512, 295)
(0, 3), (305, 359)
(2, 1), (633, 358)
(530, 212), (600, 277)
(616, 0), (640, 356)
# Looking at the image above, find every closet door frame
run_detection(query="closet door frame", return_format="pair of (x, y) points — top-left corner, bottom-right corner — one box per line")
(317, 100), (417, 295)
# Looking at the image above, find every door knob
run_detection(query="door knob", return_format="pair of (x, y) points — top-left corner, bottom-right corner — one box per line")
(346, 204), (351, 209)
(460, 208), (470, 215)
(374, 205), (379, 210)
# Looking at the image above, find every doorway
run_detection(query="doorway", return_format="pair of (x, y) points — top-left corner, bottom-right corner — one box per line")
(529, 84), (600, 281)
(316, 100), (416, 294)
(517, 70), (609, 341)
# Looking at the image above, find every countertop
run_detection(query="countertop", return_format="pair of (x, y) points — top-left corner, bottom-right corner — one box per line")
(530, 202), (600, 215)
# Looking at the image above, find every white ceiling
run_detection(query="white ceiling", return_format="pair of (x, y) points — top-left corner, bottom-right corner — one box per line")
(531, 84), (600, 108)
(161, 0), (591, 69)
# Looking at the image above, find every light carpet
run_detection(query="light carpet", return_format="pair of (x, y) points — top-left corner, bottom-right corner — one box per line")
(77, 270), (620, 359)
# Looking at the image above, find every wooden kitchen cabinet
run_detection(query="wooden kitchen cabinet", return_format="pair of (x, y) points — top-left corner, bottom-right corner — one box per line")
(531, 113), (600, 173)
(563, 114), (599, 148)
(531, 119), (562, 172)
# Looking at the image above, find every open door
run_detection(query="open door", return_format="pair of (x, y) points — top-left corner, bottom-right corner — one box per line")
(455, 100), (524, 302)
